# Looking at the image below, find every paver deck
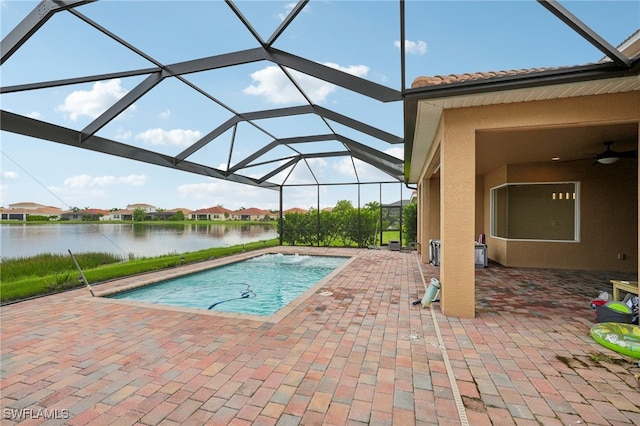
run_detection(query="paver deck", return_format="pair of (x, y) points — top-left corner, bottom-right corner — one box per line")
(1, 246), (639, 425)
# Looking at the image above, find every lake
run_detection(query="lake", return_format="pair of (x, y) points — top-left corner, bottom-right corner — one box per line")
(0, 223), (278, 259)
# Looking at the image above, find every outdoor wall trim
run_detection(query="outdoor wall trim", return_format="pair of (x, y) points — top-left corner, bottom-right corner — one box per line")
(404, 62), (640, 182)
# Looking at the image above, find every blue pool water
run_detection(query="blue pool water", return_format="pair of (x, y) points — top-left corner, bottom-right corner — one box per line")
(108, 253), (347, 316)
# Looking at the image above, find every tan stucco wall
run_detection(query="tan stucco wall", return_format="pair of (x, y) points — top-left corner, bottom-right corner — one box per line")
(418, 176), (441, 265)
(440, 112), (477, 317)
(476, 176), (485, 237)
(415, 91), (639, 318)
(484, 166), (508, 264)
(484, 160), (638, 272)
(417, 125), (443, 265)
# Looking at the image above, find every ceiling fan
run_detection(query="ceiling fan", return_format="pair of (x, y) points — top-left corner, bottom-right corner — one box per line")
(593, 141), (637, 165)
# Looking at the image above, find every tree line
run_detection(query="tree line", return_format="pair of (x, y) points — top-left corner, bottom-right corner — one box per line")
(277, 200), (417, 248)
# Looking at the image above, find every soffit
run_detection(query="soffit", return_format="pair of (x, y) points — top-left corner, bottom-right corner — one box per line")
(476, 122), (638, 176)
(409, 75), (640, 182)
(418, 74), (639, 110)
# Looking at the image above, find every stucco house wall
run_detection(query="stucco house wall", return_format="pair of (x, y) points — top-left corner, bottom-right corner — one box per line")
(484, 159), (637, 272)
(414, 91), (639, 318)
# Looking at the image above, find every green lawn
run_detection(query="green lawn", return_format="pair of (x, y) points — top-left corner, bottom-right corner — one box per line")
(380, 230), (402, 245)
(0, 239), (280, 303)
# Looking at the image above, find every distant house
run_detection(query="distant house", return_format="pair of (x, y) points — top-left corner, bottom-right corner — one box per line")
(382, 199), (411, 209)
(100, 209), (134, 221)
(230, 207), (270, 221)
(190, 206), (233, 221)
(168, 208), (192, 215)
(60, 208), (109, 221)
(283, 207), (308, 215)
(7, 202), (50, 210)
(381, 199), (411, 219)
(126, 203), (156, 213)
(1, 202), (62, 220)
(380, 199), (411, 229)
(149, 208), (192, 221)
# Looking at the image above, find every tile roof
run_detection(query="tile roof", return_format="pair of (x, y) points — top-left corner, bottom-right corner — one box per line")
(412, 32), (640, 89)
(283, 207), (308, 214)
(236, 207), (269, 215)
(126, 203), (156, 208)
(61, 208), (111, 215)
(411, 67), (566, 88)
(7, 202), (57, 210)
(191, 206), (233, 214)
(1, 206), (63, 215)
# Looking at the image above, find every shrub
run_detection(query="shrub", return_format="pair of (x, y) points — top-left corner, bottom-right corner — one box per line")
(403, 202), (417, 244)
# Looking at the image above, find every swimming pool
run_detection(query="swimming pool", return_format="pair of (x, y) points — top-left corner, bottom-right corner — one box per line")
(107, 253), (347, 316)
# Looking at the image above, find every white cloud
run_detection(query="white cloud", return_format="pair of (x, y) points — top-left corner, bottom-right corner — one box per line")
(278, 2), (297, 21)
(2, 171), (18, 180)
(177, 178), (325, 211)
(118, 174), (148, 186)
(326, 63), (369, 78)
(334, 157), (358, 177)
(394, 39), (427, 55)
(385, 146), (403, 160)
(46, 185), (108, 203)
(282, 186), (329, 210)
(159, 108), (171, 119)
(178, 180), (279, 210)
(63, 175), (94, 189)
(56, 79), (130, 121)
(253, 157), (327, 186)
(1, 171), (18, 202)
(27, 111), (42, 119)
(115, 128), (132, 140)
(334, 158), (386, 181)
(287, 157), (327, 184)
(243, 63), (369, 104)
(62, 174), (148, 189)
(334, 147), (403, 180)
(135, 128), (202, 147)
(91, 176), (117, 187)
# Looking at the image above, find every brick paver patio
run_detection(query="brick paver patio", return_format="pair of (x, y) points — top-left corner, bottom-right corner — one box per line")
(1, 247), (639, 425)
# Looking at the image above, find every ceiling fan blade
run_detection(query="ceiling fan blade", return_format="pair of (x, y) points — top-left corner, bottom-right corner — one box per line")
(594, 141), (637, 162)
(618, 150), (638, 158)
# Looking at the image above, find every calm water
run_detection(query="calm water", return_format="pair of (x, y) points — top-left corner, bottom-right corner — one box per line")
(109, 253), (347, 316)
(0, 223), (278, 259)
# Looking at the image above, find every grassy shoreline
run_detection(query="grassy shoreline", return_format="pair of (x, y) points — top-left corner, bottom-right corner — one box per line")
(0, 239), (280, 304)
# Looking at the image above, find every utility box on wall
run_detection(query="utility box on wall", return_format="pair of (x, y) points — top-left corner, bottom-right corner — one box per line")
(474, 243), (488, 267)
(388, 240), (401, 251)
(429, 239), (441, 266)
(429, 239), (488, 267)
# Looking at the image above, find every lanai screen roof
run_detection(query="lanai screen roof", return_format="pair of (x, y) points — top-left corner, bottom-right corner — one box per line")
(1, 1), (638, 197)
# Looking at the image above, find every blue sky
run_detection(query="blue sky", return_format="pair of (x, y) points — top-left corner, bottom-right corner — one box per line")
(1, 0), (638, 211)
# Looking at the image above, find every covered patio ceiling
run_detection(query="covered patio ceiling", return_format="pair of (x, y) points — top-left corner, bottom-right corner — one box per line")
(1, 1), (638, 193)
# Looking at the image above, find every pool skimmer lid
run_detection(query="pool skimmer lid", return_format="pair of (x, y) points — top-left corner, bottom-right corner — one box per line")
(319, 291), (333, 296)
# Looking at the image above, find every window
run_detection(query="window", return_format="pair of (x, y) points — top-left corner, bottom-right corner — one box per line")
(491, 182), (579, 241)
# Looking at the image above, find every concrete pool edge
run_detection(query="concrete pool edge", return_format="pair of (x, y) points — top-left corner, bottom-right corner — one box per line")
(89, 246), (362, 323)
